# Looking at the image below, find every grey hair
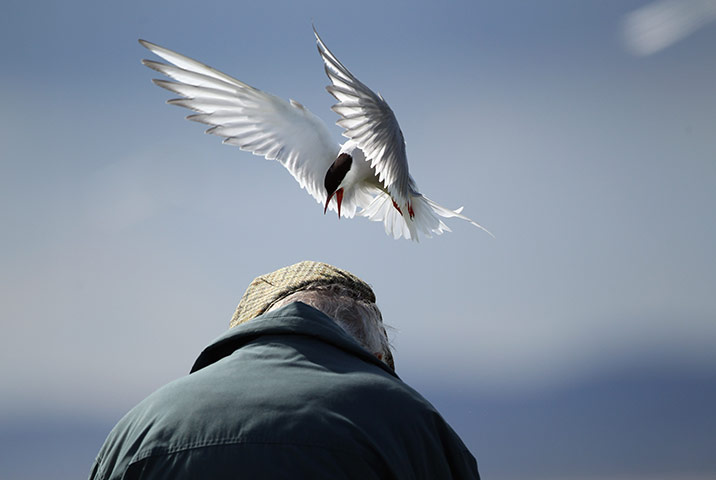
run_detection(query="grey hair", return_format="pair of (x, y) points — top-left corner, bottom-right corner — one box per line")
(268, 283), (393, 368)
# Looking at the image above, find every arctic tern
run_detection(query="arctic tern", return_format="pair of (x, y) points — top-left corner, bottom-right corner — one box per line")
(139, 28), (492, 241)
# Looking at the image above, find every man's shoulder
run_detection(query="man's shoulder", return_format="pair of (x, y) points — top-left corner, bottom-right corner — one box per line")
(124, 335), (441, 435)
(90, 364), (398, 480)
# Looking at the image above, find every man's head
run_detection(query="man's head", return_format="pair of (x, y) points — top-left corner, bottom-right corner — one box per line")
(231, 261), (394, 369)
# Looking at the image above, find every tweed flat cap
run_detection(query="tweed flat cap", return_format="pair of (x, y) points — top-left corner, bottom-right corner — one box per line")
(230, 261), (376, 328)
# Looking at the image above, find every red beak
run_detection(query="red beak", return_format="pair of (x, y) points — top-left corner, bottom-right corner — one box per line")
(324, 193), (333, 215)
(323, 188), (344, 218)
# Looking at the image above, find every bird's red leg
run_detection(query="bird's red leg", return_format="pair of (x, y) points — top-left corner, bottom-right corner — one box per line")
(408, 202), (415, 219)
(391, 199), (403, 215)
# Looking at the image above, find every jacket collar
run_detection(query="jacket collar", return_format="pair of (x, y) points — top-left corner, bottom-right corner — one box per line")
(190, 302), (397, 378)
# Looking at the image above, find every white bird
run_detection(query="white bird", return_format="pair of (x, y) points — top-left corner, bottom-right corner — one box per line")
(139, 28), (492, 241)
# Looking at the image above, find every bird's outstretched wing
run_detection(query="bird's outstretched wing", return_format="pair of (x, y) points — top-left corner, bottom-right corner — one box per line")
(139, 39), (339, 208)
(313, 28), (414, 210)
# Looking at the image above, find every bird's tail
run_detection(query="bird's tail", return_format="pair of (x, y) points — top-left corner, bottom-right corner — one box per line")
(361, 192), (493, 241)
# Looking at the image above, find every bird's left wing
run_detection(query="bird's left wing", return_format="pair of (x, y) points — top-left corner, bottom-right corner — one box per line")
(313, 28), (414, 209)
(139, 40), (339, 207)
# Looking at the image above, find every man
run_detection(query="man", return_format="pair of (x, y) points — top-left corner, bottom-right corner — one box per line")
(89, 261), (480, 479)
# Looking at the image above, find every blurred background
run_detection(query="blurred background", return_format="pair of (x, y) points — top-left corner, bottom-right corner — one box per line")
(1, 0), (715, 479)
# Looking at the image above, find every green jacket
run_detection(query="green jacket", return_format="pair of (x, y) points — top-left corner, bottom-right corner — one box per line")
(89, 302), (480, 479)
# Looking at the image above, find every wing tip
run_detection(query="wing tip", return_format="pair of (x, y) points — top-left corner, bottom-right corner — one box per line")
(313, 23), (323, 45)
(138, 39), (158, 51)
(186, 113), (206, 123)
(141, 59), (167, 72)
(166, 98), (197, 111)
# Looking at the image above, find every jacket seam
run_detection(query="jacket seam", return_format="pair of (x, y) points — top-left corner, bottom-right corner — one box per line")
(131, 438), (377, 464)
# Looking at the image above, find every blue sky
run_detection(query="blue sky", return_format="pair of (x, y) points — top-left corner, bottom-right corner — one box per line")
(1, 1), (715, 479)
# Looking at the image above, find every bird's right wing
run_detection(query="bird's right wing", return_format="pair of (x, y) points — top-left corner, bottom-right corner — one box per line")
(314, 28), (414, 210)
(139, 40), (339, 207)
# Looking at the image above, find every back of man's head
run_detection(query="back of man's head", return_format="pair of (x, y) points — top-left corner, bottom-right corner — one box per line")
(231, 261), (394, 369)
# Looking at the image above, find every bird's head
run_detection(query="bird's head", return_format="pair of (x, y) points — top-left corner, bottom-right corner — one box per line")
(324, 153), (353, 218)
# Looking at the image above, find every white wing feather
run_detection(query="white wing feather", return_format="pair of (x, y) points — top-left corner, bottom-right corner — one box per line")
(313, 28), (414, 209)
(139, 39), (338, 208)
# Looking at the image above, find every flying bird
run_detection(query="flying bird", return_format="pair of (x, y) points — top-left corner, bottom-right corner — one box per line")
(139, 28), (492, 241)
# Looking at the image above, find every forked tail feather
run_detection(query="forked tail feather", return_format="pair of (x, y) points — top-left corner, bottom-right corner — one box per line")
(361, 191), (493, 241)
